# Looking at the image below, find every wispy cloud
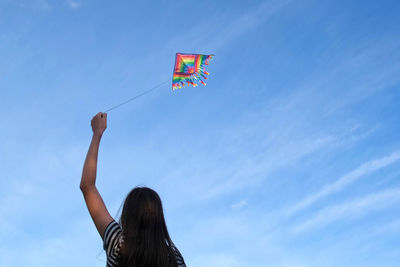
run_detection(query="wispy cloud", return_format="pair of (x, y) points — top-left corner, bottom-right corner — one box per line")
(163, 0), (293, 53)
(190, 252), (246, 267)
(194, 136), (335, 200)
(207, 0), (292, 51)
(0, 217), (106, 267)
(9, 0), (51, 10)
(371, 217), (400, 236)
(231, 199), (248, 209)
(285, 150), (400, 217)
(66, 0), (81, 9)
(292, 186), (400, 233)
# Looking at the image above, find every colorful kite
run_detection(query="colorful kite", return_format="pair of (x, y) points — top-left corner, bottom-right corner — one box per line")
(105, 53), (215, 112)
(172, 53), (214, 90)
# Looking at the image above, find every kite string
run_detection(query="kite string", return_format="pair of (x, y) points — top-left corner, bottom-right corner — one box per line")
(104, 79), (170, 113)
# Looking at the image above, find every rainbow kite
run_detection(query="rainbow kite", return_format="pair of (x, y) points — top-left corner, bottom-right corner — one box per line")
(172, 53), (214, 90)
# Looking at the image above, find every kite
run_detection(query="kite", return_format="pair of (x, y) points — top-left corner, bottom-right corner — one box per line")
(172, 53), (214, 90)
(105, 53), (214, 112)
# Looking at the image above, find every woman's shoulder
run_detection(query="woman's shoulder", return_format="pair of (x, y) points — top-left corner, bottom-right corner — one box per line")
(103, 220), (124, 256)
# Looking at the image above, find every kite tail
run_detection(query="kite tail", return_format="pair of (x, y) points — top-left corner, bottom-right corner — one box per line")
(197, 55), (213, 85)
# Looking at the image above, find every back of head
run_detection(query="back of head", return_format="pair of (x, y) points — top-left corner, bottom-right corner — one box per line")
(118, 187), (179, 267)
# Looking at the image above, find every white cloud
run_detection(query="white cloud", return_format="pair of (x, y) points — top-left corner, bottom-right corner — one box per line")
(163, 0), (293, 53)
(371, 218), (400, 236)
(190, 253), (247, 267)
(292, 187), (400, 233)
(66, 0), (81, 9)
(207, 0), (293, 51)
(231, 199), (248, 209)
(285, 150), (400, 217)
(195, 136), (335, 201)
(0, 217), (105, 267)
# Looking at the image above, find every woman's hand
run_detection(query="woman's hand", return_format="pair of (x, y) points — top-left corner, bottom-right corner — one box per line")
(91, 112), (107, 137)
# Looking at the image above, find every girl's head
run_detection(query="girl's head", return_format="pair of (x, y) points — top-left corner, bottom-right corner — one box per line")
(118, 187), (178, 267)
(120, 187), (166, 233)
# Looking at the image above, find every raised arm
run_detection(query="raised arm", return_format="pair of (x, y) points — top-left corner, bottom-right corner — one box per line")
(80, 112), (113, 239)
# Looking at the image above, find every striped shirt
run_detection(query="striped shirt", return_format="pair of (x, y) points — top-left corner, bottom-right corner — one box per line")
(103, 220), (186, 267)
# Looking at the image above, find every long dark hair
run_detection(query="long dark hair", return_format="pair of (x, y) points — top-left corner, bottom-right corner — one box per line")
(118, 187), (183, 267)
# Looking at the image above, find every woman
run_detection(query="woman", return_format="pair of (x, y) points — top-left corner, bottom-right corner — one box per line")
(80, 112), (186, 267)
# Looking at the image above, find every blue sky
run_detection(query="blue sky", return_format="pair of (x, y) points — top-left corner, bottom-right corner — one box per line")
(0, 0), (400, 266)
